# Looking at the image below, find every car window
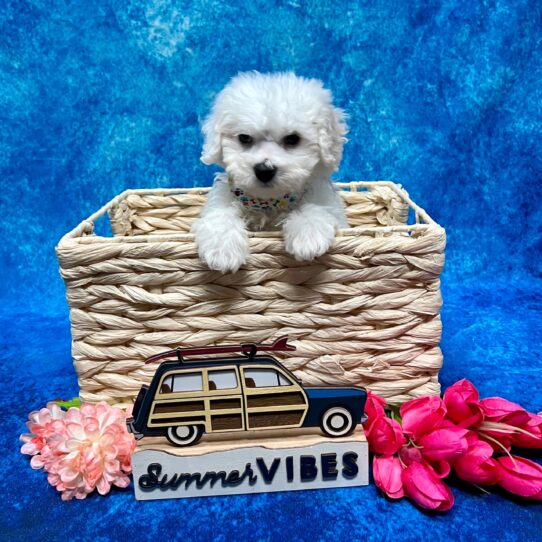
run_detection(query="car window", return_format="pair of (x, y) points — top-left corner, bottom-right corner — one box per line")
(244, 368), (293, 388)
(160, 372), (203, 394)
(208, 369), (238, 391)
(278, 372), (291, 386)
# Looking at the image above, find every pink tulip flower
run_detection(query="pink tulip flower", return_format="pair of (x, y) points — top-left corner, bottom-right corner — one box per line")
(399, 445), (451, 478)
(366, 416), (406, 456)
(402, 461), (454, 511)
(418, 424), (469, 463)
(429, 460), (452, 479)
(497, 455), (542, 500)
(443, 379), (484, 428)
(510, 413), (542, 449)
(373, 455), (405, 499)
(400, 395), (447, 440)
(399, 444), (423, 465)
(364, 391), (387, 425)
(480, 397), (530, 425)
(476, 398), (534, 452)
(453, 439), (500, 485)
(483, 435), (514, 452)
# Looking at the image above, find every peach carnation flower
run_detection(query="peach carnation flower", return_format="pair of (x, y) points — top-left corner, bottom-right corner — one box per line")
(20, 402), (67, 469)
(21, 402), (135, 500)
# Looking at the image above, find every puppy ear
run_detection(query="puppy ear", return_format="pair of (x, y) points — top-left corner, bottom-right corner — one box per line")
(200, 110), (224, 166)
(315, 105), (348, 170)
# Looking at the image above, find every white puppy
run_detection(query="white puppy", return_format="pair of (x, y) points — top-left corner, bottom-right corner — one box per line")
(192, 71), (348, 273)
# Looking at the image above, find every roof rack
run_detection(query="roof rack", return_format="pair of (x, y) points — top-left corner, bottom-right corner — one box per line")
(144, 336), (296, 365)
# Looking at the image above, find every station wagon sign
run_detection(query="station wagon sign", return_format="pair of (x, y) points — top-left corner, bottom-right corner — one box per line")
(127, 337), (368, 447)
(129, 338), (369, 500)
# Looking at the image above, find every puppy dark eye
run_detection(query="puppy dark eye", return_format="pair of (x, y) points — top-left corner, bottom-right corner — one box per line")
(238, 134), (253, 145)
(283, 134), (300, 147)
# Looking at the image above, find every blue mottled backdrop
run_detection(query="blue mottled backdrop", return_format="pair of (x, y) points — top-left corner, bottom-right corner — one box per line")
(1, 1), (541, 541)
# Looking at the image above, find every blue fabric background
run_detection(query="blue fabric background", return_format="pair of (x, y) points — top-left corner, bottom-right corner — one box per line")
(1, 1), (541, 540)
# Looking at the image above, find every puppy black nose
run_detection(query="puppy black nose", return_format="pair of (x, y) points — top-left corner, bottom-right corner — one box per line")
(254, 162), (277, 183)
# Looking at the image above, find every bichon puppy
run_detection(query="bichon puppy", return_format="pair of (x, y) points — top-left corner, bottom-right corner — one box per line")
(192, 71), (348, 273)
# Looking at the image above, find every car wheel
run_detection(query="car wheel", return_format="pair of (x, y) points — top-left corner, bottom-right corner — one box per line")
(166, 425), (203, 447)
(320, 406), (355, 438)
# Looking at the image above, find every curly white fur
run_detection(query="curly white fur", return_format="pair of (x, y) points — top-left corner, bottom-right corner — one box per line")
(192, 71), (349, 273)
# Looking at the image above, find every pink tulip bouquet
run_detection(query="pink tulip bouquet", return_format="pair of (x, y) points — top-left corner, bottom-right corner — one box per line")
(365, 379), (542, 511)
(20, 400), (136, 500)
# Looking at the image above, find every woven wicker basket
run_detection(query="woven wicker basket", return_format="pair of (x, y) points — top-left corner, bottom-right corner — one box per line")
(56, 181), (446, 407)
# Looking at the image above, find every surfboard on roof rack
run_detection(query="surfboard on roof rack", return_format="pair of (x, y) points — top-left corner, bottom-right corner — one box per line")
(144, 336), (296, 365)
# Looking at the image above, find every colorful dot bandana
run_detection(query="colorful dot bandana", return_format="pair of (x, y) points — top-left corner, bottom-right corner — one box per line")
(231, 187), (300, 211)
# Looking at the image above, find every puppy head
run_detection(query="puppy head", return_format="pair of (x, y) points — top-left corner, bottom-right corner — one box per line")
(201, 71), (348, 199)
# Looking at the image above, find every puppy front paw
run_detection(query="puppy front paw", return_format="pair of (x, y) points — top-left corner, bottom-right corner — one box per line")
(193, 220), (249, 273)
(201, 241), (249, 273)
(283, 216), (336, 261)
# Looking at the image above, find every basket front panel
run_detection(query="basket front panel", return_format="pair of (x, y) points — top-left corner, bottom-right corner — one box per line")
(58, 223), (445, 407)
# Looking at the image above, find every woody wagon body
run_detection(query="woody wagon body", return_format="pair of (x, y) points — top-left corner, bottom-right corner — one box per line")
(127, 338), (367, 446)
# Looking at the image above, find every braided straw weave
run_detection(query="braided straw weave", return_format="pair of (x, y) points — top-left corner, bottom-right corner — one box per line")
(56, 181), (446, 407)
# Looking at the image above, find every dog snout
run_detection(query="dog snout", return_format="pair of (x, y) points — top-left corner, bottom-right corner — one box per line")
(254, 162), (277, 183)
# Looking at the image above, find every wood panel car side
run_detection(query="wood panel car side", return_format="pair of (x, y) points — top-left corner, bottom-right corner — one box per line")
(127, 340), (367, 447)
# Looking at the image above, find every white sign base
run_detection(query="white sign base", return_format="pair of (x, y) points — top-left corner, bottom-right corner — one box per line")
(132, 427), (368, 500)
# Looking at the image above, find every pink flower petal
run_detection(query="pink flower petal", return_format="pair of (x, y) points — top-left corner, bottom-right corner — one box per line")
(418, 426), (469, 462)
(373, 455), (405, 499)
(402, 462), (454, 511)
(364, 391), (387, 425)
(66, 422), (87, 441)
(480, 397), (530, 425)
(96, 476), (111, 495)
(400, 396), (447, 440)
(497, 456), (542, 499)
(366, 417), (406, 456)
(443, 379), (484, 428)
(453, 439), (500, 485)
(511, 413), (542, 449)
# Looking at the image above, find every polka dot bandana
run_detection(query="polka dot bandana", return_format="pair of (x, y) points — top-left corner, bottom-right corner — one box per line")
(231, 187), (300, 211)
